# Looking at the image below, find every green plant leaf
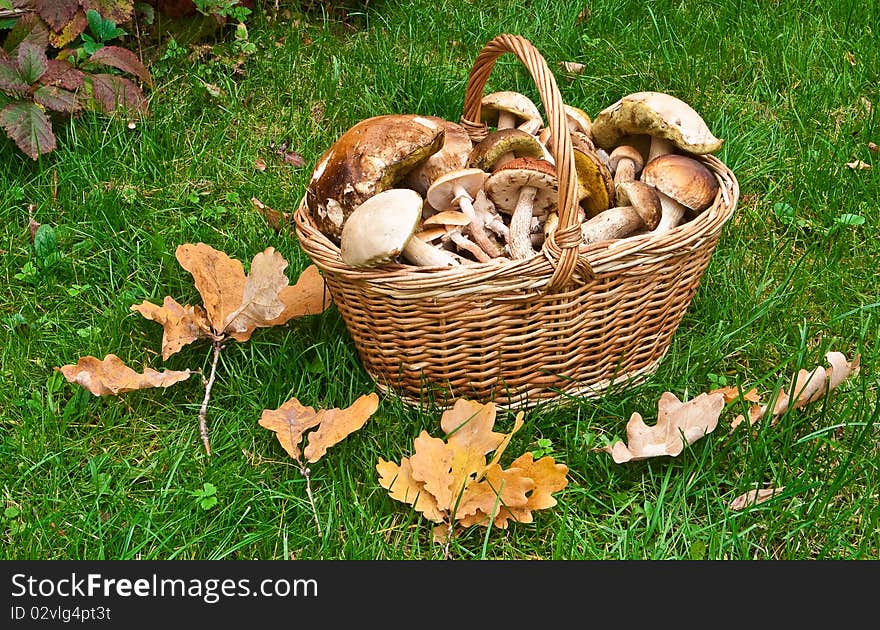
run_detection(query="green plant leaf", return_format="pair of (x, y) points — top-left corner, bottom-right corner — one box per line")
(0, 100), (56, 159)
(88, 45), (153, 87)
(34, 0), (80, 32)
(33, 85), (80, 113)
(3, 506), (19, 519)
(34, 223), (58, 262)
(86, 8), (126, 42)
(16, 41), (48, 84)
(835, 213), (865, 226)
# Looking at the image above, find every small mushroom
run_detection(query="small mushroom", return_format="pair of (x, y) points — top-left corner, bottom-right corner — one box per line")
(306, 114), (445, 240)
(468, 128), (549, 172)
(484, 157), (559, 259)
(480, 91), (543, 134)
(426, 168), (503, 258)
(571, 131), (615, 218)
(580, 180), (661, 245)
(608, 144), (645, 186)
(340, 188), (459, 267)
(403, 118), (474, 197)
(641, 154), (720, 233)
(538, 104), (593, 147)
(590, 91), (724, 162)
(425, 210), (499, 263)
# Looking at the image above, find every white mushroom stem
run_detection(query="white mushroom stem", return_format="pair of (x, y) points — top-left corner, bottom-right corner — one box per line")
(581, 206), (649, 245)
(447, 229), (492, 263)
(648, 136), (676, 162)
(453, 187), (504, 258)
(403, 234), (461, 266)
(508, 186), (539, 259)
(653, 190), (687, 233)
(613, 158), (638, 185)
(473, 189), (510, 240)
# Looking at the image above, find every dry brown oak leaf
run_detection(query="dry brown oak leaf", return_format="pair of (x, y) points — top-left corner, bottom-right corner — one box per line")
(731, 350), (861, 430)
(728, 486), (785, 511)
(56, 354), (193, 396)
(376, 399), (569, 533)
(131, 244), (331, 359)
(601, 391), (726, 464)
(259, 393), (380, 464)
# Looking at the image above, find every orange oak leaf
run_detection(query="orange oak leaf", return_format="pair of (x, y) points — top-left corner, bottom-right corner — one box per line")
(602, 391), (726, 463)
(731, 351), (861, 430)
(710, 385), (761, 405)
(729, 486), (785, 511)
(56, 354), (193, 396)
(378, 398), (568, 540)
(130, 297), (212, 360)
(259, 393), (379, 463)
(458, 453), (569, 528)
(135, 243), (331, 352)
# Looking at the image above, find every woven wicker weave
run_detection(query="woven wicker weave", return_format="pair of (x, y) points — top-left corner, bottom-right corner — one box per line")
(293, 34), (739, 409)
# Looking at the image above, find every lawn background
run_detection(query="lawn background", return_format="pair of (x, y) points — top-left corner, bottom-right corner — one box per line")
(1, 0), (877, 560)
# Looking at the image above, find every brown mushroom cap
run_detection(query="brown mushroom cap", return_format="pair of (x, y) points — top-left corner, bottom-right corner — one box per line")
(608, 144), (645, 184)
(467, 128), (547, 172)
(590, 91), (724, 156)
(403, 117), (473, 197)
(641, 153), (719, 214)
(339, 188), (458, 268)
(483, 157), (559, 217)
(571, 132), (615, 218)
(616, 180), (661, 230)
(305, 114), (445, 240)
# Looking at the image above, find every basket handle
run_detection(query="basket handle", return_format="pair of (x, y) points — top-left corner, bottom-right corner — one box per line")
(460, 34), (593, 291)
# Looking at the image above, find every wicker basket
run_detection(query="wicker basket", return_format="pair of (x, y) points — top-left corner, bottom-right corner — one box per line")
(293, 34), (739, 409)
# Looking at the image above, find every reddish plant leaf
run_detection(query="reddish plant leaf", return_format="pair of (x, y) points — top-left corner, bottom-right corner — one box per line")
(1, 101), (56, 159)
(3, 13), (50, 53)
(47, 10), (89, 49)
(85, 73), (147, 114)
(33, 85), (80, 113)
(16, 41), (48, 84)
(56, 354), (193, 396)
(89, 45), (153, 88)
(41, 59), (86, 91)
(0, 57), (28, 93)
(34, 0), (80, 31)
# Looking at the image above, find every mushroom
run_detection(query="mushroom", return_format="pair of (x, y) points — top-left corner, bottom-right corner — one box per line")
(339, 188), (459, 267)
(306, 114), (445, 241)
(468, 128), (549, 172)
(484, 157), (559, 259)
(403, 118), (473, 198)
(590, 91), (724, 162)
(640, 154), (720, 233)
(480, 91), (543, 134)
(571, 131), (615, 218)
(424, 210), (499, 263)
(538, 104), (593, 147)
(580, 180), (661, 245)
(608, 144), (645, 186)
(426, 168), (503, 258)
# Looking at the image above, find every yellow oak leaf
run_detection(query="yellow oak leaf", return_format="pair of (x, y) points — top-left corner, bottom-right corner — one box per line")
(259, 393), (379, 463)
(258, 397), (322, 461)
(603, 391), (726, 463)
(175, 243), (248, 334)
(56, 354), (193, 396)
(302, 393), (379, 463)
(130, 296), (212, 359)
(377, 457), (445, 523)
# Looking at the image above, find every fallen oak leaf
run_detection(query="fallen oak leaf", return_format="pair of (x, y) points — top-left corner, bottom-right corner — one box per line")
(378, 398), (568, 557)
(259, 392), (380, 535)
(845, 159), (871, 170)
(600, 391), (726, 463)
(732, 351), (861, 429)
(729, 486), (785, 511)
(251, 196), (291, 233)
(131, 297), (212, 360)
(56, 354), (193, 396)
(266, 264), (333, 327)
(710, 384), (761, 405)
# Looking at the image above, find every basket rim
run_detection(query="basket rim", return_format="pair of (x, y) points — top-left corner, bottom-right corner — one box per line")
(293, 153), (739, 294)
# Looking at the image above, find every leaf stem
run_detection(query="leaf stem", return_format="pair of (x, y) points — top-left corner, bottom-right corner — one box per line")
(297, 458), (323, 537)
(198, 340), (223, 456)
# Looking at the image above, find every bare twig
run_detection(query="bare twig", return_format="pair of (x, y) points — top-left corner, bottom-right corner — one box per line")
(197, 340), (223, 456)
(0, 9), (31, 18)
(295, 458), (323, 537)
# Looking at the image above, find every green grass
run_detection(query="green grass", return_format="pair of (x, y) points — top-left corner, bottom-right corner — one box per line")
(1, 0), (877, 560)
